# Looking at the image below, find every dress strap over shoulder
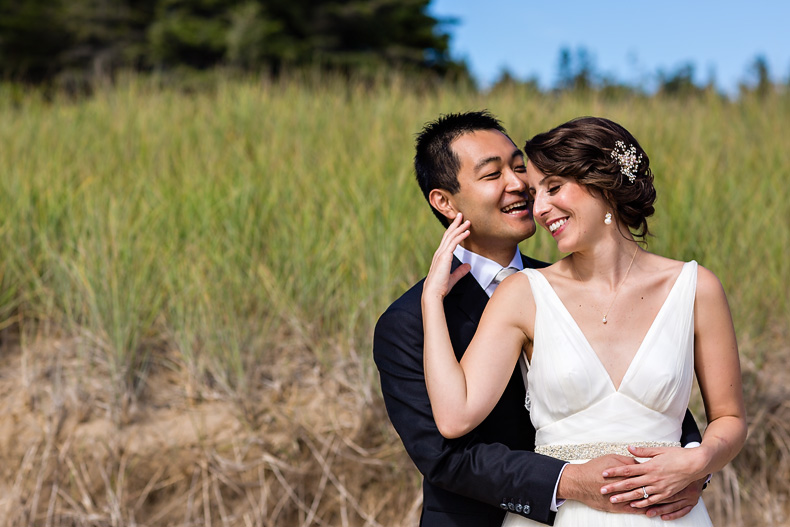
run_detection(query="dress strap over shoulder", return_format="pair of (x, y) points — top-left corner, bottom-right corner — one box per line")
(516, 269), (536, 389)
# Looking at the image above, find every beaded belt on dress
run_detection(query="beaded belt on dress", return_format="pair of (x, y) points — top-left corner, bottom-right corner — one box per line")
(534, 441), (681, 461)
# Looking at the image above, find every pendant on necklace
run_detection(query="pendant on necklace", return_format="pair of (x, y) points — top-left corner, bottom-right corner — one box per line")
(602, 316), (608, 324)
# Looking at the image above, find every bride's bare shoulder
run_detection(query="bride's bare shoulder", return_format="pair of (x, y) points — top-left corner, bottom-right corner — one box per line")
(636, 252), (688, 283)
(694, 264), (727, 301)
(535, 257), (574, 281)
(490, 269), (538, 324)
(639, 251), (684, 270)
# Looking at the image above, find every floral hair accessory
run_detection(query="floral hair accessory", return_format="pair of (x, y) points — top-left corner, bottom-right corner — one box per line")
(610, 140), (643, 183)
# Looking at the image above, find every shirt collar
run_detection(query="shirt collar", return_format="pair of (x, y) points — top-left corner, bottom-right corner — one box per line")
(453, 245), (523, 292)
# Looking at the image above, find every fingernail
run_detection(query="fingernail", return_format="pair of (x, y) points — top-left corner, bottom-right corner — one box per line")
(602, 471), (609, 477)
(610, 497), (617, 503)
(600, 487), (608, 494)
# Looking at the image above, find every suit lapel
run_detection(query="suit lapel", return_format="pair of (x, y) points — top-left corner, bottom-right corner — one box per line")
(447, 257), (489, 325)
(521, 252), (550, 270)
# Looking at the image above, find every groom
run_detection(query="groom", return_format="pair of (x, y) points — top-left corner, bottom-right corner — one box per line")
(373, 111), (706, 526)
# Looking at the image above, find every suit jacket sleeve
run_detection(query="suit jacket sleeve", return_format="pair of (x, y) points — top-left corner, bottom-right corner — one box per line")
(680, 409), (702, 445)
(373, 299), (565, 525)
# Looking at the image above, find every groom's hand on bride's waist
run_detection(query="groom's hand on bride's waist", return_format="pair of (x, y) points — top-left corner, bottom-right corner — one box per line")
(557, 455), (648, 514)
(643, 478), (707, 521)
(601, 447), (707, 519)
(597, 445), (707, 521)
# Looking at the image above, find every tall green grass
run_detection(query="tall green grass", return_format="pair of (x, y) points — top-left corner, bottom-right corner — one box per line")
(0, 74), (787, 405)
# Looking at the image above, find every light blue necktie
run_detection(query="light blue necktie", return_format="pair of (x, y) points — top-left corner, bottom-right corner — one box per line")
(492, 266), (519, 288)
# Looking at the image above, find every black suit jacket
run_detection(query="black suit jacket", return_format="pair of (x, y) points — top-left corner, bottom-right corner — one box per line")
(373, 254), (702, 527)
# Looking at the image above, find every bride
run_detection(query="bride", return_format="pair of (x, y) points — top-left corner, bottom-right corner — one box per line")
(422, 117), (746, 526)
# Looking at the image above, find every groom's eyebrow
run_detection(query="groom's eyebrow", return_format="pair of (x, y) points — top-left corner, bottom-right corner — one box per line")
(473, 149), (523, 171)
(474, 156), (502, 171)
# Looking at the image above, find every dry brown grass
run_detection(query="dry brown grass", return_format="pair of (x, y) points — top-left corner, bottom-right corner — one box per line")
(2, 324), (789, 526)
(0, 330), (419, 527)
(681, 322), (790, 526)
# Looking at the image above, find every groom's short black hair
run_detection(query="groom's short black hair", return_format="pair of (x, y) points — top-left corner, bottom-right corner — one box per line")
(414, 110), (512, 226)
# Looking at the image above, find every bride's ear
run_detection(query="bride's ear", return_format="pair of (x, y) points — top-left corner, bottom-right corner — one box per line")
(429, 189), (458, 222)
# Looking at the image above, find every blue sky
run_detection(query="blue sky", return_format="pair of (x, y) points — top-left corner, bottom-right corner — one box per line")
(429, 1), (790, 94)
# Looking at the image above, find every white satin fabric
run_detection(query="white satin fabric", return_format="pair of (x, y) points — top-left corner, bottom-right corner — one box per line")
(503, 261), (712, 526)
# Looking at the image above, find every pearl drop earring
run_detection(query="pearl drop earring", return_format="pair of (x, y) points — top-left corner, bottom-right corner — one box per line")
(604, 212), (613, 225)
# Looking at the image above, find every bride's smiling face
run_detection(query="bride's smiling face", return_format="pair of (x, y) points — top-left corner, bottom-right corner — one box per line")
(525, 160), (609, 253)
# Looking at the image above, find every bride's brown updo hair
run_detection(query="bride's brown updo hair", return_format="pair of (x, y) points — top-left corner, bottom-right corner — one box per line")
(523, 117), (655, 238)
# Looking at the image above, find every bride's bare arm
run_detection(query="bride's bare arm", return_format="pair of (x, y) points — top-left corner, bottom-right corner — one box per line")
(599, 265), (747, 507)
(422, 215), (532, 439)
(689, 265), (747, 471)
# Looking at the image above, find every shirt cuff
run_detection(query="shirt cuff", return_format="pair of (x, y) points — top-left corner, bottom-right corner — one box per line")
(551, 463), (570, 511)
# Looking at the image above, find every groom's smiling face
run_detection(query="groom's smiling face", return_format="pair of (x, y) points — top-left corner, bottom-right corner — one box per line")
(437, 130), (535, 257)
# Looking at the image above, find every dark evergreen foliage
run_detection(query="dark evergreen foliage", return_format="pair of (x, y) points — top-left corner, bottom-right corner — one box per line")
(0, 0), (463, 82)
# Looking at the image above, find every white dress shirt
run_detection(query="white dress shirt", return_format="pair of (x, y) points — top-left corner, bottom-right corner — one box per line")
(452, 245), (524, 298)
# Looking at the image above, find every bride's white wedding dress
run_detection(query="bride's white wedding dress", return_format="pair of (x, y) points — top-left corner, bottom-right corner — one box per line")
(503, 261), (712, 526)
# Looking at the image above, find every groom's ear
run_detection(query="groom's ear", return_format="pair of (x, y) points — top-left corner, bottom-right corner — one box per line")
(429, 189), (458, 222)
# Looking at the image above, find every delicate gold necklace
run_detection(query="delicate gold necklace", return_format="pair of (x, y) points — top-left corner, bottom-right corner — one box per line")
(571, 244), (639, 324)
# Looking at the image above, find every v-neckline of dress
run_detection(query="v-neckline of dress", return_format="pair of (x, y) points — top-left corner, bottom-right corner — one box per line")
(532, 262), (689, 392)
